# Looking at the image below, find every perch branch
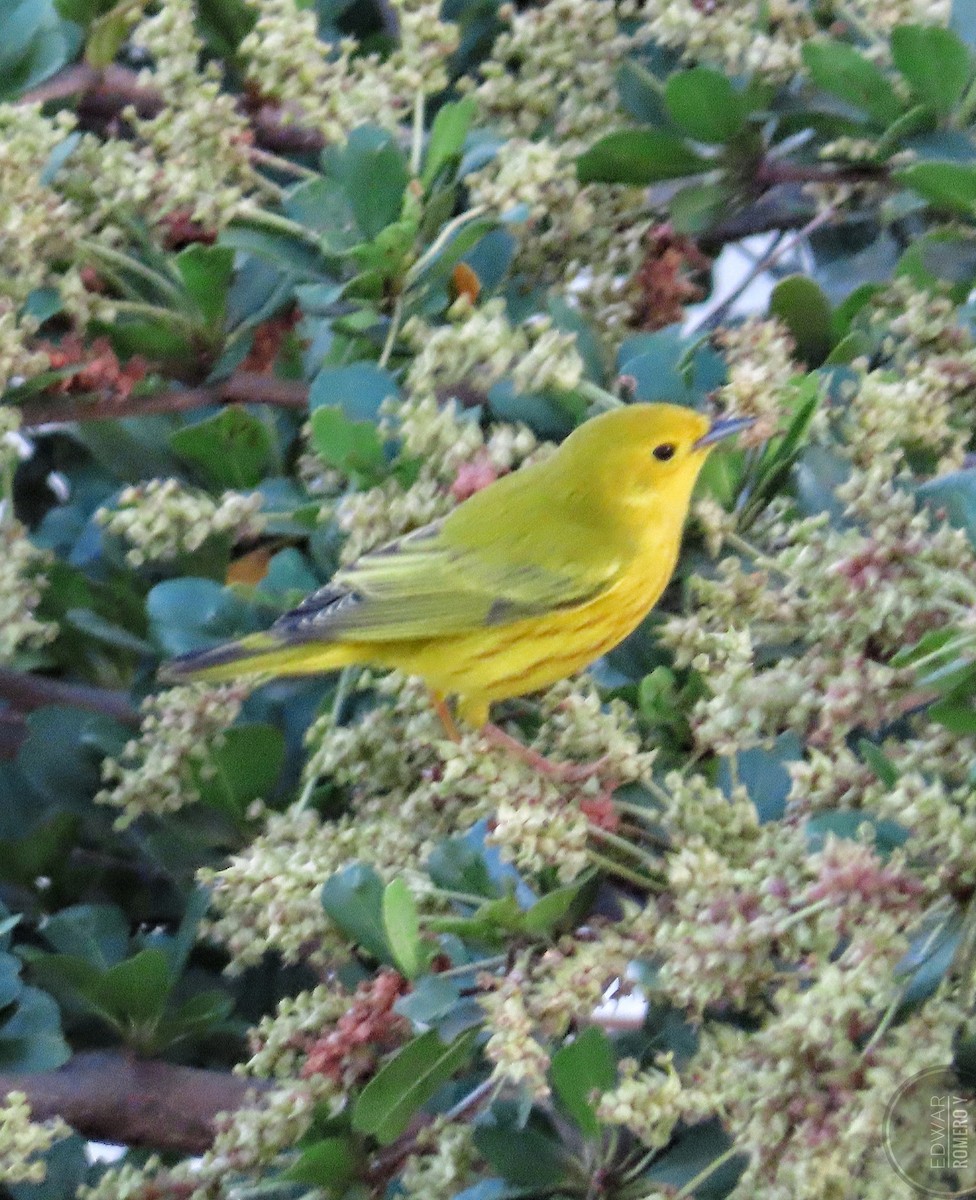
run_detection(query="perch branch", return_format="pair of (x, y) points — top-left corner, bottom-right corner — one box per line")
(0, 668), (139, 725)
(20, 64), (326, 155)
(0, 1051), (271, 1154)
(18, 371), (309, 428)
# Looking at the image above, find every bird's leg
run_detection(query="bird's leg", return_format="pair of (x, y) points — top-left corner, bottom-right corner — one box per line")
(430, 692), (462, 741)
(480, 722), (612, 784)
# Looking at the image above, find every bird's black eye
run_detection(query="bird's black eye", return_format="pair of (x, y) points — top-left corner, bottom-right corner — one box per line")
(652, 443), (676, 462)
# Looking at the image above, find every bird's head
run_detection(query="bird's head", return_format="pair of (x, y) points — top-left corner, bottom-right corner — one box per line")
(560, 402), (753, 521)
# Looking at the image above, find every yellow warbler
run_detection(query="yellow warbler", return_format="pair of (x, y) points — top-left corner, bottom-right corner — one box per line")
(164, 404), (751, 727)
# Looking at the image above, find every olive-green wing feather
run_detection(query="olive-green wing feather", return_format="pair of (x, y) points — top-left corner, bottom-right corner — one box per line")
(273, 467), (628, 643)
(273, 521), (617, 643)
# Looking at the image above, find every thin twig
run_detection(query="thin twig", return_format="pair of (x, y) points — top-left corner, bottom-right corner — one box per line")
(686, 206), (837, 336)
(379, 294), (406, 369)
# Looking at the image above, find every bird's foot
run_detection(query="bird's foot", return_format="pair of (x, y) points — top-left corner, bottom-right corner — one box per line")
(579, 791), (620, 832)
(480, 722), (613, 785)
(430, 693), (462, 741)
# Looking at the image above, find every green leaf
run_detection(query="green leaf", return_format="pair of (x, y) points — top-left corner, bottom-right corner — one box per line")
(0, 953), (22, 1010)
(897, 230), (976, 300)
(892, 628), (958, 669)
(382, 878), (424, 979)
(175, 244), (234, 328)
(664, 67), (748, 143)
(0, 1), (77, 102)
(394, 975), (463, 1026)
(929, 698), (976, 734)
(147, 577), (258, 657)
(220, 221), (331, 280)
(321, 863), (395, 965)
(41, 903), (130, 968)
(284, 176), (358, 250)
(616, 58), (669, 125)
(284, 1136), (361, 1192)
(892, 24), (971, 117)
(832, 282), (882, 338)
(193, 724), (286, 818)
(668, 181), (730, 235)
(352, 1028), (478, 1143)
(824, 330), (871, 365)
(97, 947), (173, 1027)
(474, 1104), (569, 1188)
(20, 952), (106, 1017)
(428, 836), (500, 900)
(63, 608), (154, 656)
(196, 0), (256, 55)
(18, 707), (126, 813)
(522, 872), (597, 938)
(874, 103), (938, 159)
(550, 1027), (616, 1138)
(0, 985), (70, 1072)
(156, 989), (234, 1045)
(170, 406), (275, 489)
(85, 3), (130, 67)
(801, 40), (903, 126)
(577, 129), (710, 185)
(410, 217), (498, 287)
(103, 319), (195, 363)
(738, 378), (818, 526)
(769, 274), (834, 366)
(858, 739), (900, 788)
(806, 810), (909, 857)
(309, 362), (399, 420)
(426, 893), (526, 942)
(54, 0), (114, 23)
(327, 126), (410, 242)
(917, 468), (976, 548)
(310, 406), (387, 485)
(72, 415), (183, 483)
(896, 161), (976, 215)
(424, 96), (476, 187)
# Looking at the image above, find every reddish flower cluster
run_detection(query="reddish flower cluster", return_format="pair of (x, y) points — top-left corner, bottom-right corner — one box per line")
(807, 837), (925, 918)
(240, 307), (300, 374)
(161, 208), (219, 250)
(301, 970), (411, 1087)
(629, 223), (709, 331)
(39, 335), (146, 402)
(450, 453), (503, 501)
(827, 535), (927, 593)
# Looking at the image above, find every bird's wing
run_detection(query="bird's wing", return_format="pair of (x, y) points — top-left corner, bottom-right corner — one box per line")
(272, 509), (624, 644)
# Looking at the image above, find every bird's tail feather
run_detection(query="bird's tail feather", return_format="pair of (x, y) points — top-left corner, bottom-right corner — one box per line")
(162, 633), (358, 685)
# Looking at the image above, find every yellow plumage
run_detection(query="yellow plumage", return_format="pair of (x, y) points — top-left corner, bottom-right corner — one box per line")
(164, 404), (751, 726)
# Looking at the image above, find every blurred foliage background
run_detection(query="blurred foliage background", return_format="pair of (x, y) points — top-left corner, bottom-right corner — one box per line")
(0, 0), (975, 1197)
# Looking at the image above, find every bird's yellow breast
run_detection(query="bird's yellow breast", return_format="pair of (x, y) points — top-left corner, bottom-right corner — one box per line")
(369, 533), (681, 727)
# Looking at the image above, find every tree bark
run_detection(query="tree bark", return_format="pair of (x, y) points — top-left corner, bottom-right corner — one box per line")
(18, 371), (309, 429)
(1, 1051), (271, 1154)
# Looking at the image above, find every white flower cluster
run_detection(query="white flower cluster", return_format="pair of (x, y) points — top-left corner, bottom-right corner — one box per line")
(97, 478), (265, 567)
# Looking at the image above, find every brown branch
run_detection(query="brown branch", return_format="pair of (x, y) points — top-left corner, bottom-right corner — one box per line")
(18, 371), (309, 428)
(21, 63), (326, 155)
(700, 157), (891, 249)
(0, 1051), (271, 1153)
(0, 668), (139, 726)
(701, 206), (816, 250)
(754, 160), (889, 188)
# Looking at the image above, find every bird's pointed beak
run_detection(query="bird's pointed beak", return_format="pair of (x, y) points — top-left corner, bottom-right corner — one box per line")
(693, 415), (755, 451)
